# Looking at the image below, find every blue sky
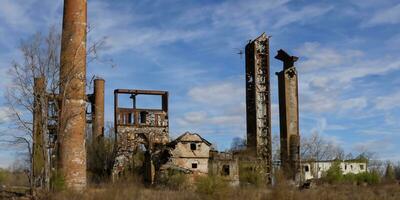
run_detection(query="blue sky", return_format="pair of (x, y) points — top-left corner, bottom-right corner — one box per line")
(0, 0), (399, 167)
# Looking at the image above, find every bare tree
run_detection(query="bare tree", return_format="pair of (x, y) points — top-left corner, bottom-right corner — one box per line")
(4, 25), (109, 190)
(230, 137), (246, 152)
(301, 132), (344, 161)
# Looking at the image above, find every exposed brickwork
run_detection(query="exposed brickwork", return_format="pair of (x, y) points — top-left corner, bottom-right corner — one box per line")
(58, 0), (87, 190)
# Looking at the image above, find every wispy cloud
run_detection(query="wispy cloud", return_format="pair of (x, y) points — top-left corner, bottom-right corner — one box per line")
(273, 5), (333, 29)
(362, 3), (400, 27)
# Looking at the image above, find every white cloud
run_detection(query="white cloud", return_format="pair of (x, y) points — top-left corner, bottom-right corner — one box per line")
(353, 138), (394, 153)
(0, 107), (12, 124)
(178, 111), (207, 125)
(374, 92), (400, 111)
(188, 82), (244, 106)
(296, 42), (363, 72)
(362, 4), (400, 27)
(296, 42), (400, 115)
(0, 0), (34, 30)
(340, 97), (367, 112)
(273, 5), (333, 29)
(87, 1), (206, 54)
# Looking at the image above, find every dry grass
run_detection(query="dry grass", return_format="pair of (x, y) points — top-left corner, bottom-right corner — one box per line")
(35, 179), (400, 200)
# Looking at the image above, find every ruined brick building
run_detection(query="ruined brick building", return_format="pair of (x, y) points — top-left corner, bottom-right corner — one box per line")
(167, 132), (212, 175)
(112, 89), (169, 183)
(159, 132), (239, 185)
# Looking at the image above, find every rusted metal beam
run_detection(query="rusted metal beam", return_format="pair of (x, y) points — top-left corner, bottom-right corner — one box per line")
(245, 33), (272, 182)
(275, 49), (300, 181)
(115, 89), (168, 95)
(92, 78), (105, 140)
(33, 77), (47, 189)
(58, 0), (87, 190)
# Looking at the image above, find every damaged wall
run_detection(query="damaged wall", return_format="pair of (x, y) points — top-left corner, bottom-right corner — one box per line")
(168, 132), (212, 174)
(209, 151), (240, 186)
(245, 33), (272, 181)
(275, 49), (301, 180)
(112, 89), (169, 184)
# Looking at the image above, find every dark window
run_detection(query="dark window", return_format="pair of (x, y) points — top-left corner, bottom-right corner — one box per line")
(360, 164), (364, 170)
(222, 165), (230, 176)
(345, 165), (347, 170)
(304, 166), (309, 172)
(192, 163), (198, 169)
(139, 111), (147, 124)
(190, 143), (197, 150)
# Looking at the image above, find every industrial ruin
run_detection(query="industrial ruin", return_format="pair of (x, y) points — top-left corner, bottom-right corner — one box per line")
(31, 0), (303, 191)
(245, 33), (273, 182)
(276, 49), (301, 181)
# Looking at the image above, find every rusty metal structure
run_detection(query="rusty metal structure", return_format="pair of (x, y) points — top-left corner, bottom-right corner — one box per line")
(58, 0), (87, 190)
(88, 78), (105, 140)
(245, 33), (272, 181)
(112, 89), (169, 183)
(32, 77), (48, 189)
(275, 49), (301, 180)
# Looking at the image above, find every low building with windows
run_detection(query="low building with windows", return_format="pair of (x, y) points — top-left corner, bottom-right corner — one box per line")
(302, 160), (368, 181)
(168, 132), (212, 174)
(158, 132), (239, 185)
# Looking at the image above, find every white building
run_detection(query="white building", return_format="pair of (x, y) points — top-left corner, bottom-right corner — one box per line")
(302, 160), (367, 181)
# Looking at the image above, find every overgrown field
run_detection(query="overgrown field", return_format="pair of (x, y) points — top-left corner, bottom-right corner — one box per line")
(37, 179), (400, 200)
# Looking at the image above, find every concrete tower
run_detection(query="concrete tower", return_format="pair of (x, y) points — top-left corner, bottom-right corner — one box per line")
(245, 33), (272, 180)
(275, 49), (300, 180)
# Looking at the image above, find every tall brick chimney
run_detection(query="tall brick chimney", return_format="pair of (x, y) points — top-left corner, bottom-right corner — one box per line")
(58, 0), (87, 190)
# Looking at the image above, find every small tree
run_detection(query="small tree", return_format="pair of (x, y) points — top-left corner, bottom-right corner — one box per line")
(325, 161), (343, 184)
(384, 162), (396, 183)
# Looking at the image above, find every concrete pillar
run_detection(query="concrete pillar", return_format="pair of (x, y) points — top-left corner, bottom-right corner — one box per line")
(245, 33), (272, 181)
(275, 49), (300, 180)
(33, 77), (47, 189)
(92, 78), (105, 140)
(59, 0), (87, 190)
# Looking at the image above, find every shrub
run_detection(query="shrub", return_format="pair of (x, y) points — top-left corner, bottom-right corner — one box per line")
(158, 169), (188, 190)
(239, 162), (265, 187)
(0, 169), (8, 184)
(87, 138), (115, 183)
(325, 161), (343, 184)
(358, 171), (380, 185)
(195, 175), (227, 196)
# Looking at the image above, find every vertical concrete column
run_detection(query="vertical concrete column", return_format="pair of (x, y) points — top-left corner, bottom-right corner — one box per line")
(275, 49), (300, 180)
(59, 0), (87, 190)
(92, 78), (105, 140)
(33, 77), (46, 188)
(245, 33), (272, 181)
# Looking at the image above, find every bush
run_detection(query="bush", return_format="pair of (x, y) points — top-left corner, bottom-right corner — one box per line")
(324, 167), (381, 185)
(325, 161), (343, 184)
(357, 171), (380, 185)
(87, 138), (115, 183)
(239, 162), (265, 187)
(195, 175), (227, 196)
(158, 169), (188, 190)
